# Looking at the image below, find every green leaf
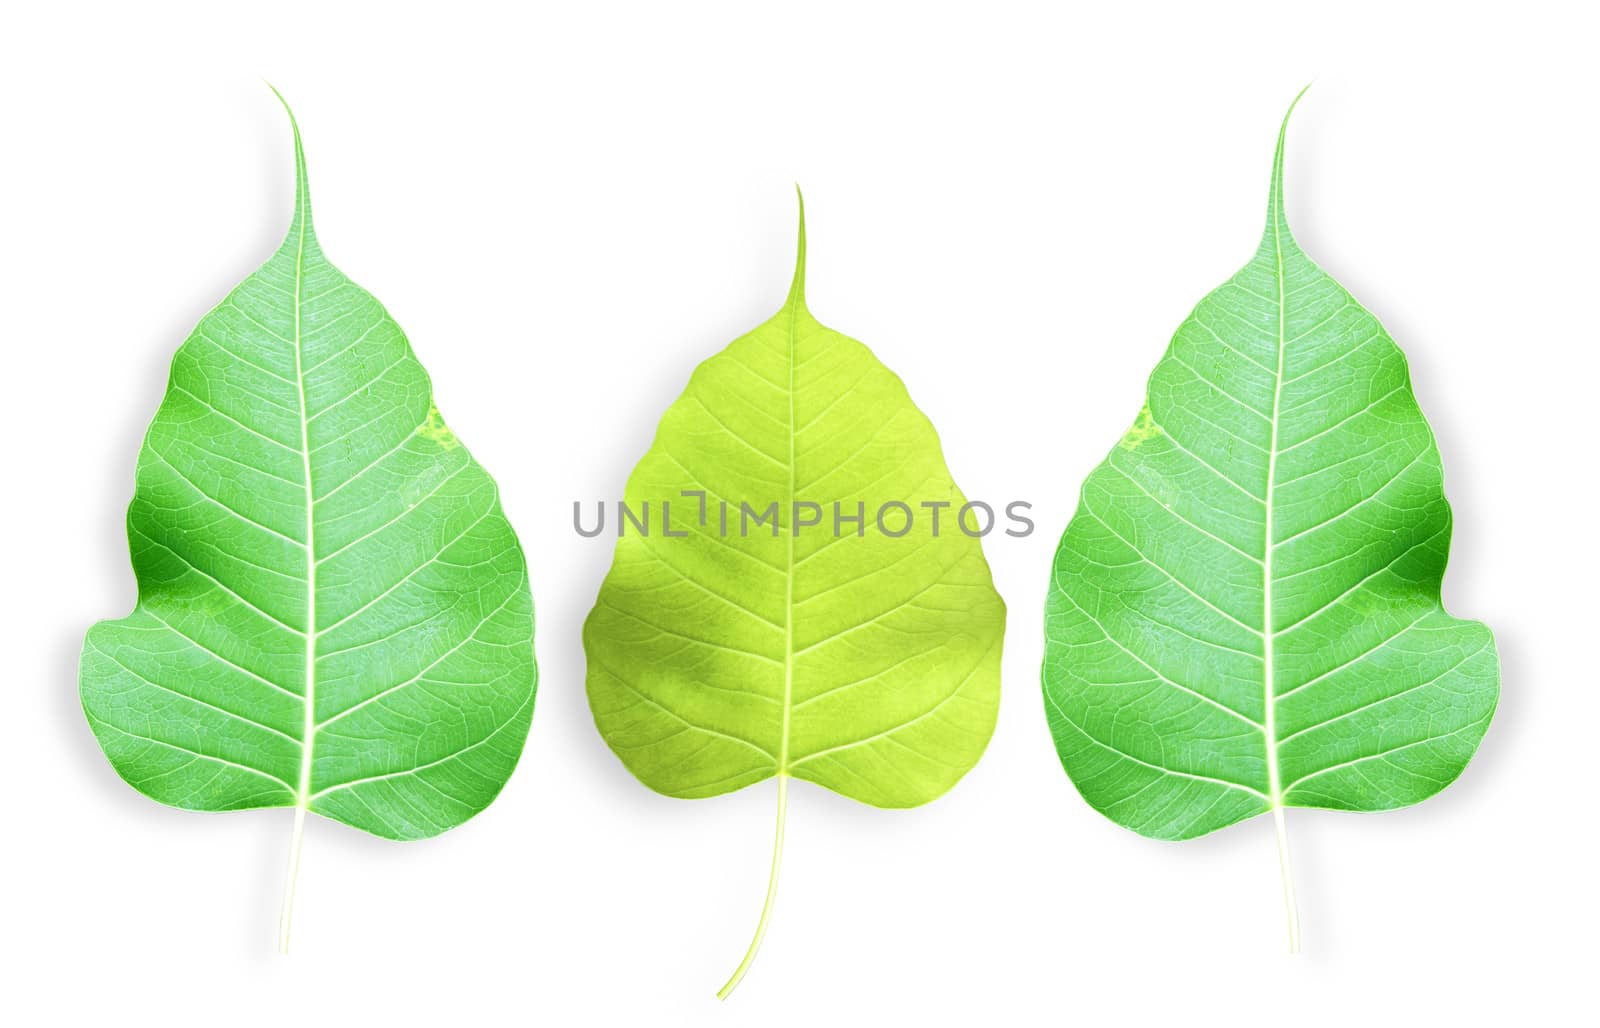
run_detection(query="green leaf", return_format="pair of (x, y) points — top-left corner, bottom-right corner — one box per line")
(584, 193), (1005, 995)
(79, 93), (537, 950)
(1041, 90), (1498, 949)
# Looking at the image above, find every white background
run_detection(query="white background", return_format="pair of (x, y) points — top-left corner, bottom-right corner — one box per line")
(3, 2), (1594, 1024)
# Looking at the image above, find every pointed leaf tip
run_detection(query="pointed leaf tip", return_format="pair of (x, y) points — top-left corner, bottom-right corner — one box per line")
(787, 185), (807, 310)
(265, 84), (314, 245)
(1266, 84), (1312, 244)
(1276, 82), (1313, 162)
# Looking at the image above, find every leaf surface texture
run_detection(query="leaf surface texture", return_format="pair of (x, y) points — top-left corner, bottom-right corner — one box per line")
(81, 104), (537, 845)
(1042, 98), (1498, 847)
(587, 204), (1002, 806)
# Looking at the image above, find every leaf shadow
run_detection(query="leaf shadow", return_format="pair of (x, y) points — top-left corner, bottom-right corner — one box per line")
(64, 152), (299, 959)
(50, 620), (289, 962)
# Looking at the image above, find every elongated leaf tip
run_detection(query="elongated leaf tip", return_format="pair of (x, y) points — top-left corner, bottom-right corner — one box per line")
(265, 84), (314, 244)
(787, 185), (806, 309)
(1266, 84), (1312, 244)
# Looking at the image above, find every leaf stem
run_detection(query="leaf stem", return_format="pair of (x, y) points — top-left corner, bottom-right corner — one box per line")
(277, 802), (308, 954)
(717, 773), (789, 999)
(1272, 803), (1301, 954)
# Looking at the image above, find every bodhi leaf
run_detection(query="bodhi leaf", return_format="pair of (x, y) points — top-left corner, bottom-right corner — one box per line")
(1041, 90), (1498, 950)
(584, 194), (1004, 996)
(79, 94), (537, 951)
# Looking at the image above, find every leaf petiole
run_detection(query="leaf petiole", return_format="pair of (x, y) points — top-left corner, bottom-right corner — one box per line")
(718, 773), (789, 999)
(278, 802), (308, 954)
(1272, 803), (1300, 954)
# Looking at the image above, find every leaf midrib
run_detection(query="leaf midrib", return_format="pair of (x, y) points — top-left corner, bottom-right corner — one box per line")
(1263, 184), (1286, 811)
(290, 166), (316, 812)
(778, 291), (797, 777)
